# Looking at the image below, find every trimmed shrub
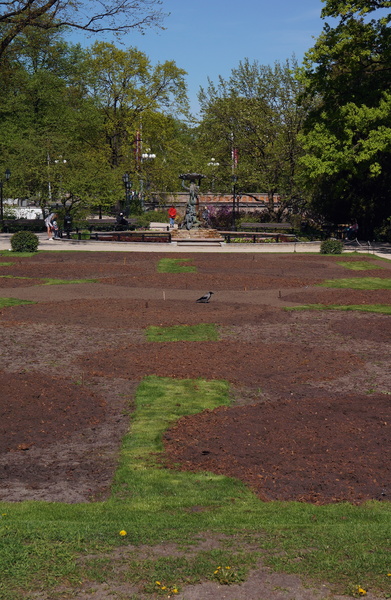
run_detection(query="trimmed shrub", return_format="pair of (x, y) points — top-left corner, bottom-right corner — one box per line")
(10, 230), (39, 252)
(320, 239), (344, 255)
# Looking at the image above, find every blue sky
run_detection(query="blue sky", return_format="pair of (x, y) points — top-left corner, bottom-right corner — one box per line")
(75, 0), (329, 115)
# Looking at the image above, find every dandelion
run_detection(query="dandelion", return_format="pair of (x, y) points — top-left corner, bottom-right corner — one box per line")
(173, 589), (178, 593)
(357, 586), (367, 596)
(155, 581), (161, 585)
(119, 530), (127, 536)
(161, 586), (167, 590)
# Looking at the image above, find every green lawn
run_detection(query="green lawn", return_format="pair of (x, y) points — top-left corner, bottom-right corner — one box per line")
(1, 376), (390, 599)
(146, 323), (219, 342)
(287, 304), (391, 314)
(336, 261), (383, 271)
(319, 277), (391, 289)
(157, 258), (197, 273)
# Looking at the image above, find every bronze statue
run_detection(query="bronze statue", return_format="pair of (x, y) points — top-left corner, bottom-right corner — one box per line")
(179, 173), (205, 230)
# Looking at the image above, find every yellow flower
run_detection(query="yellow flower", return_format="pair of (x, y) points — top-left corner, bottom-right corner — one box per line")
(119, 530), (127, 536)
(214, 570), (219, 574)
(357, 587), (367, 596)
(161, 586), (167, 590)
(155, 581), (161, 585)
(173, 589), (178, 593)
(226, 566), (231, 569)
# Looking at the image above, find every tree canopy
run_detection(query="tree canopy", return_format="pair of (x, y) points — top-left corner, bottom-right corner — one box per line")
(0, 0), (165, 59)
(299, 0), (391, 232)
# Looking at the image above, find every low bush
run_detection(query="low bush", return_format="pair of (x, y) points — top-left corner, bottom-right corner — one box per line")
(10, 230), (39, 252)
(320, 239), (344, 254)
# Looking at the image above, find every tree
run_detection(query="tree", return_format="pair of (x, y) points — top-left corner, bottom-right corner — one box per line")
(86, 42), (189, 169)
(299, 0), (391, 233)
(0, 0), (165, 59)
(197, 58), (308, 215)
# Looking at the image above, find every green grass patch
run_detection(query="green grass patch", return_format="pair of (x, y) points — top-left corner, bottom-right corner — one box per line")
(42, 278), (97, 285)
(0, 275), (96, 285)
(0, 297), (36, 308)
(0, 262), (12, 266)
(319, 277), (391, 289)
(157, 258), (197, 273)
(287, 304), (391, 314)
(0, 376), (390, 599)
(0, 251), (37, 257)
(336, 261), (383, 271)
(146, 323), (219, 342)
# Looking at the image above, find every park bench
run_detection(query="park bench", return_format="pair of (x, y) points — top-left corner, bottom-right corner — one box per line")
(88, 230), (172, 243)
(223, 222), (297, 243)
(240, 222), (294, 232)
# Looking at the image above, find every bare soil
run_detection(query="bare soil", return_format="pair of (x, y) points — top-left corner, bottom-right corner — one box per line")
(0, 250), (390, 598)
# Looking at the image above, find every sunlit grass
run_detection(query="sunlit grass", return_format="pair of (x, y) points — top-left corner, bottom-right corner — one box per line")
(42, 278), (97, 285)
(157, 258), (197, 273)
(0, 297), (36, 308)
(319, 277), (391, 289)
(287, 304), (391, 314)
(0, 376), (390, 599)
(146, 323), (219, 342)
(0, 275), (97, 285)
(336, 261), (383, 271)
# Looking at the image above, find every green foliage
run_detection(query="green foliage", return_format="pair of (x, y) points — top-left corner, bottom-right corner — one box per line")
(320, 239), (344, 254)
(10, 231), (39, 252)
(197, 57), (309, 212)
(300, 1), (391, 232)
(136, 210), (170, 226)
(146, 324), (219, 342)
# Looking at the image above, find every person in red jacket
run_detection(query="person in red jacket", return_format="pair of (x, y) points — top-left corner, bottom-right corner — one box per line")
(168, 205), (177, 227)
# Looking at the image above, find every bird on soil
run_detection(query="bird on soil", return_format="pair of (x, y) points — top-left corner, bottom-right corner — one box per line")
(196, 291), (214, 303)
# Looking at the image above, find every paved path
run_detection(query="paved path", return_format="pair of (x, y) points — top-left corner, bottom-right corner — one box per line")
(1, 232), (390, 259)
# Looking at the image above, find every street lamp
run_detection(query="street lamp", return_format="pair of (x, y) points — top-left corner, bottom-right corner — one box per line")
(0, 168), (11, 227)
(231, 174), (238, 231)
(207, 158), (219, 192)
(122, 173), (132, 217)
(140, 150), (156, 211)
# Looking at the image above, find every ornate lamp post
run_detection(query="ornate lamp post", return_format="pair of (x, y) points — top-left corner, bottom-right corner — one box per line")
(140, 150), (156, 211)
(207, 158), (219, 192)
(122, 173), (132, 217)
(0, 168), (11, 227)
(231, 174), (238, 231)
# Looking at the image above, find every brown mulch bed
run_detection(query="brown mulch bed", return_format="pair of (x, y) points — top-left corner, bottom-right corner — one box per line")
(0, 250), (390, 506)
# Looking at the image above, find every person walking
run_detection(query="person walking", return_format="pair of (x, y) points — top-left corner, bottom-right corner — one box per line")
(44, 212), (56, 240)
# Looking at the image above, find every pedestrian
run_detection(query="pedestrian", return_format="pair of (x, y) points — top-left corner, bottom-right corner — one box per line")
(168, 205), (177, 227)
(44, 212), (56, 240)
(115, 212), (128, 231)
(52, 219), (60, 239)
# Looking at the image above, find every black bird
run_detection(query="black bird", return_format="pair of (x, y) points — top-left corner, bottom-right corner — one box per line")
(196, 291), (214, 303)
